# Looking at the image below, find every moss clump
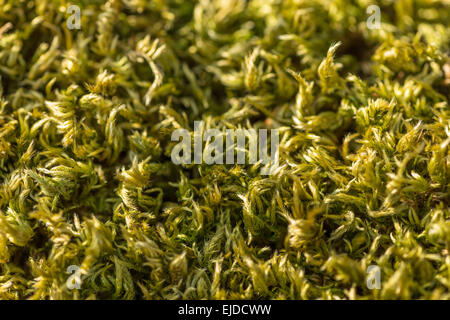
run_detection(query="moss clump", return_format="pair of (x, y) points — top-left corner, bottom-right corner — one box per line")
(0, 0), (449, 299)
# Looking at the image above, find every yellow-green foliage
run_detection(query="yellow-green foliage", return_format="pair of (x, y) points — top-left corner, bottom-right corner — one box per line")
(0, 0), (449, 299)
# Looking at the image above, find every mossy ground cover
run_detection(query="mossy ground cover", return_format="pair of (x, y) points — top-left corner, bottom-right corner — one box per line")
(0, 0), (449, 300)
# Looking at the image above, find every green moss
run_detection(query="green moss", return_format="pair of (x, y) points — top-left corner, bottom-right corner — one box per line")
(0, 0), (449, 299)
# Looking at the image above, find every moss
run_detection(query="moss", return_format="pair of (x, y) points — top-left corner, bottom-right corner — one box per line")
(0, 0), (449, 300)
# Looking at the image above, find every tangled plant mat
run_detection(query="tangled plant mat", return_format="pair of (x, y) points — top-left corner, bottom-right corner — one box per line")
(0, 0), (449, 300)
